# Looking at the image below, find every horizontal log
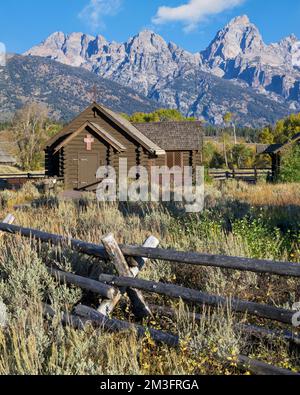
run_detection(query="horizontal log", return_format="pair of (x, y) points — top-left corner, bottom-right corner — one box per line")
(0, 222), (109, 259)
(43, 305), (298, 375)
(99, 274), (296, 325)
(72, 305), (179, 347)
(0, 174), (45, 178)
(121, 246), (300, 278)
(236, 323), (300, 345)
(236, 355), (299, 376)
(49, 268), (118, 299)
(0, 223), (299, 278)
(43, 304), (87, 330)
(149, 305), (300, 345)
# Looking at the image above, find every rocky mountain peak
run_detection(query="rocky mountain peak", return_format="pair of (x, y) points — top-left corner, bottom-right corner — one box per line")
(278, 34), (298, 49)
(131, 29), (159, 40)
(126, 30), (169, 53)
(228, 14), (251, 26)
(39, 31), (66, 50)
(23, 16), (300, 120)
(202, 15), (264, 67)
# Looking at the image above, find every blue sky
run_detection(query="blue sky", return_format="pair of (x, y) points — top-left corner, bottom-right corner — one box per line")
(1, 0), (300, 54)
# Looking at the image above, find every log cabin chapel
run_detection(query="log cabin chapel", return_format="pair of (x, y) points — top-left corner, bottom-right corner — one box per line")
(45, 102), (203, 190)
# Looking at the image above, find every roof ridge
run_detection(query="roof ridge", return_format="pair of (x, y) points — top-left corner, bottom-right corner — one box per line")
(132, 121), (202, 125)
(94, 103), (165, 155)
(89, 121), (126, 151)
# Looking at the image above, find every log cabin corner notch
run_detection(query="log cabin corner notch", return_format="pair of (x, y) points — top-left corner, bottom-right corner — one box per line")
(45, 102), (203, 190)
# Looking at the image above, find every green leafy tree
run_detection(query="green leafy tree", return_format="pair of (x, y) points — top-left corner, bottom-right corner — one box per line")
(258, 126), (275, 144)
(223, 112), (233, 125)
(202, 142), (216, 167)
(279, 145), (300, 183)
(230, 144), (254, 168)
(125, 109), (196, 123)
(274, 113), (300, 143)
(258, 113), (300, 144)
(223, 112), (237, 144)
(210, 151), (226, 168)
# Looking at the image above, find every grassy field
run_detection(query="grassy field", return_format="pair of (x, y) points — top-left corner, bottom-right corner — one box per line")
(0, 180), (299, 375)
(0, 166), (21, 174)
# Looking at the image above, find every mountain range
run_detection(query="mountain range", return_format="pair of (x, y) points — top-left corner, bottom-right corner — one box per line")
(4, 15), (300, 126)
(0, 55), (159, 122)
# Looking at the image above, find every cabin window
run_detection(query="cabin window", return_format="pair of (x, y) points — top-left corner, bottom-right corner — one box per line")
(166, 152), (183, 168)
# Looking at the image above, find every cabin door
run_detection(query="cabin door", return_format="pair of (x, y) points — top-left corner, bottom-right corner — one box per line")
(78, 153), (99, 190)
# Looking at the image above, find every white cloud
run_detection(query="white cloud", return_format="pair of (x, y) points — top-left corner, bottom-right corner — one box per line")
(153, 0), (245, 32)
(79, 0), (122, 30)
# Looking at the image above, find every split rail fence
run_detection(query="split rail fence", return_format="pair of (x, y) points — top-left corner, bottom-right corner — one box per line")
(0, 216), (299, 376)
(0, 173), (46, 190)
(209, 168), (272, 183)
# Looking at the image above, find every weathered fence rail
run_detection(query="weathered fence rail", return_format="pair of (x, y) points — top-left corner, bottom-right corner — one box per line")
(99, 274), (295, 324)
(43, 304), (179, 347)
(0, 173), (47, 190)
(0, 222), (299, 278)
(49, 268), (119, 299)
(209, 168), (272, 182)
(1, 219), (299, 376)
(0, 173), (45, 179)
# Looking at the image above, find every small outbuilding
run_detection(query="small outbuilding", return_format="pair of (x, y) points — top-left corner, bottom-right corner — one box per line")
(0, 143), (16, 166)
(257, 132), (300, 181)
(45, 102), (203, 190)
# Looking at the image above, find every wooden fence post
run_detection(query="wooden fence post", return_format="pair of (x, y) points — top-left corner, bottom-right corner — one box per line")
(101, 233), (152, 320)
(254, 167), (258, 183)
(129, 236), (160, 276)
(3, 214), (15, 225)
(98, 236), (159, 318)
(0, 214), (15, 240)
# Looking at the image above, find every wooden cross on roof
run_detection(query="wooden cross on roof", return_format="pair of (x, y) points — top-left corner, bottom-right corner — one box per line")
(91, 84), (98, 103)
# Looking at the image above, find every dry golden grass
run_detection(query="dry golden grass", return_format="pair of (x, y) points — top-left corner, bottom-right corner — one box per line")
(0, 166), (21, 174)
(0, 181), (299, 375)
(223, 181), (300, 207)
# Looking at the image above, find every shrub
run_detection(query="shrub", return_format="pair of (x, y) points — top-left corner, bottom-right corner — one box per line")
(279, 145), (300, 183)
(0, 190), (13, 210)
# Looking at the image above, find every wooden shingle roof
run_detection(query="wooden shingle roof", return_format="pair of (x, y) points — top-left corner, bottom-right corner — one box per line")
(0, 143), (16, 164)
(46, 102), (165, 156)
(257, 132), (300, 155)
(132, 121), (203, 151)
(53, 121), (127, 154)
